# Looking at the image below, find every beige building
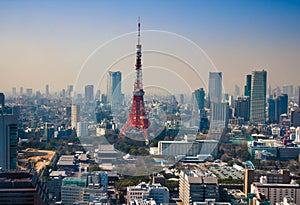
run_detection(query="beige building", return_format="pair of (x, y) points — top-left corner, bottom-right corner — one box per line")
(71, 104), (80, 129)
(244, 169), (290, 195)
(179, 170), (219, 205)
(251, 182), (300, 205)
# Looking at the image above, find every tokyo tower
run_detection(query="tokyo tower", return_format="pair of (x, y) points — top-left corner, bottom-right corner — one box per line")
(119, 18), (150, 144)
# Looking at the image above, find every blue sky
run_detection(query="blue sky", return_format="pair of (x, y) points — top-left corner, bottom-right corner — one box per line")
(1, 0), (300, 94)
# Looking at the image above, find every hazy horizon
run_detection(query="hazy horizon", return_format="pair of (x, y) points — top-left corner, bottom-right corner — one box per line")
(1, 0), (300, 95)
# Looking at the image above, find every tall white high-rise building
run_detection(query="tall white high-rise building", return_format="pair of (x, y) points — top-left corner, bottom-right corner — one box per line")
(208, 72), (222, 104)
(107, 71), (122, 106)
(71, 105), (80, 129)
(250, 70), (267, 124)
(0, 114), (18, 171)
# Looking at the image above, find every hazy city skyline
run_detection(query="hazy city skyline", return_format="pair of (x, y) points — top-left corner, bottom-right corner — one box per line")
(1, 0), (300, 94)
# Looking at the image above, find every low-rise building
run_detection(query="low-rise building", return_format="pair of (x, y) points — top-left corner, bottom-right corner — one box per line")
(158, 140), (218, 158)
(244, 169), (290, 195)
(61, 172), (109, 205)
(251, 181), (300, 205)
(126, 183), (169, 205)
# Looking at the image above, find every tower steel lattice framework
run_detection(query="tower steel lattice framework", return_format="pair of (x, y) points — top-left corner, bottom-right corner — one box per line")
(119, 19), (150, 143)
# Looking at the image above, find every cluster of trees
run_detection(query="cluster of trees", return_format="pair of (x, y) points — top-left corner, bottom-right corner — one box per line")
(218, 144), (251, 163)
(20, 130), (84, 155)
(218, 177), (243, 184)
(105, 134), (149, 155)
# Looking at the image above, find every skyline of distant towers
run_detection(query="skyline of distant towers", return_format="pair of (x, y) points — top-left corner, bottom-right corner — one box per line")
(250, 70), (267, 124)
(208, 72), (223, 104)
(107, 71), (122, 106)
(119, 19), (150, 143)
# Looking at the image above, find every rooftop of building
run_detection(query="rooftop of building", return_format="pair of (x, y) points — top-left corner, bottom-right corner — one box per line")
(249, 168), (289, 175)
(252, 182), (300, 188)
(226, 189), (247, 198)
(183, 167), (215, 178)
(49, 170), (67, 177)
(0, 171), (38, 189)
(62, 177), (86, 187)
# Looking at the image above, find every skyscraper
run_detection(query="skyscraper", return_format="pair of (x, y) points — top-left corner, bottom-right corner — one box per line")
(208, 72), (222, 104)
(234, 85), (240, 98)
(250, 70), (267, 124)
(71, 105), (80, 129)
(234, 96), (250, 122)
(0, 114), (18, 170)
(84, 85), (94, 102)
(283, 85), (294, 98)
(244, 74), (252, 97)
(20, 87), (23, 96)
(107, 71), (122, 106)
(292, 109), (300, 127)
(0, 93), (4, 107)
(67, 85), (74, 98)
(275, 94), (288, 123)
(26, 88), (33, 97)
(45, 84), (49, 97)
(12, 87), (17, 97)
(268, 84), (272, 98)
(194, 88), (205, 110)
(268, 97), (276, 123)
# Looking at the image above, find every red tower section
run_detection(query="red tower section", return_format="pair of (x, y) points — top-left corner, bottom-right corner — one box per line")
(119, 18), (150, 143)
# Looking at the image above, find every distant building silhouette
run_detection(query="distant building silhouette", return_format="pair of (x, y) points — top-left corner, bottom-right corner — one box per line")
(0, 93), (5, 107)
(275, 94), (288, 123)
(267, 97), (276, 123)
(45, 84), (49, 97)
(84, 85), (94, 102)
(234, 84), (240, 98)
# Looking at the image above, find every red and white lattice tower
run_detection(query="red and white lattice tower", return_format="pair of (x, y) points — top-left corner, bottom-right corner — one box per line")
(119, 18), (150, 143)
